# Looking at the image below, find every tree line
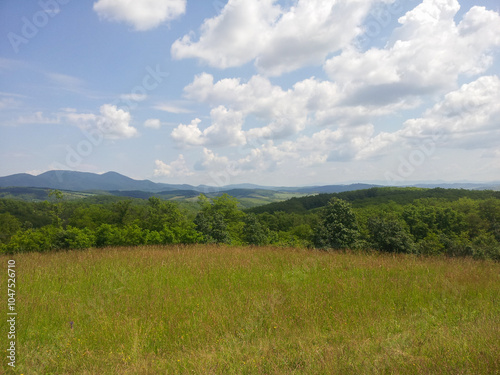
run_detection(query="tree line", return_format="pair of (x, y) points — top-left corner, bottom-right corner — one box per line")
(0, 188), (499, 260)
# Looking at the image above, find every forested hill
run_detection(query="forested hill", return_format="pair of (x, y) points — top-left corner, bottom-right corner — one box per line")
(247, 187), (500, 214)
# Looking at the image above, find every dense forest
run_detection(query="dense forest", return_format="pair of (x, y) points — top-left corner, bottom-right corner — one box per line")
(0, 187), (499, 260)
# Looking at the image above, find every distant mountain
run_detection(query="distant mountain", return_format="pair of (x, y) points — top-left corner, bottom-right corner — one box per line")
(0, 170), (187, 192)
(0, 170), (377, 194)
(0, 170), (499, 195)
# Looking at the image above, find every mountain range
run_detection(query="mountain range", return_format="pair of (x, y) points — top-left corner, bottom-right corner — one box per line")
(0, 170), (382, 194)
(0, 170), (498, 194)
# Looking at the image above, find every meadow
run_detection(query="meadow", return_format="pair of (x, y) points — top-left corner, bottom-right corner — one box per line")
(1, 245), (499, 374)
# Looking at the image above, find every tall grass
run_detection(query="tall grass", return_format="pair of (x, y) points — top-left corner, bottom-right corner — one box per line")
(1, 245), (499, 374)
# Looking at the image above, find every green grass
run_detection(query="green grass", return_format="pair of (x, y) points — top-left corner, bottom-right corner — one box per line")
(1, 245), (499, 374)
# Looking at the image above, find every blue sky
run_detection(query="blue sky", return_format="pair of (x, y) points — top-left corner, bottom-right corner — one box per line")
(1, 0), (499, 187)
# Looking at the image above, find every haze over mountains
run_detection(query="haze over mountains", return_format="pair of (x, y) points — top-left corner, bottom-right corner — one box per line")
(0, 171), (498, 194)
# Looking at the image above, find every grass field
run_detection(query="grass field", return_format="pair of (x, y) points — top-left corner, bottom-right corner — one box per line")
(1, 245), (499, 374)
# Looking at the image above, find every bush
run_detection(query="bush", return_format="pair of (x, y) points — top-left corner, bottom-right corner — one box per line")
(56, 226), (96, 249)
(6, 226), (59, 253)
(441, 233), (473, 258)
(417, 232), (445, 256)
(96, 224), (124, 247)
(367, 217), (415, 253)
(144, 230), (162, 245)
(472, 231), (500, 260)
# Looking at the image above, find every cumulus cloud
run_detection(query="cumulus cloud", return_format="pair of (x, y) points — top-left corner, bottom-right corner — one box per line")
(154, 155), (193, 177)
(324, 1), (500, 105)
(93, 0), (186, 31)
(172, 0), (394, 76)
(171, 106), (246, 147)
(200, 148), (233, 171)
(326, 75), (500, 160)
(197, 141), (297, 178)
(169, 1), (500, 182)
(183, 74), (338, 141)
(181, 72), (410, 145)
(66, 104), (138, 139)
(399, 75), (500, 148)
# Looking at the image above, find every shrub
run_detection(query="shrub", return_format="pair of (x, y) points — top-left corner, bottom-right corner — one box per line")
(56, 226), (96, 249)
(367, 217), (415, 253)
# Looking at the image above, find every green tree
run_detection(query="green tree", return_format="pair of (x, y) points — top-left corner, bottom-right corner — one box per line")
(314, 198), (359, 249)
(48, 189), (64, 227)
(194, 194), (245, 244)
(146, 197), (183, 232)
(367, 217), (415, 253)
(56, 226), (96, 249)
(0, 213), (21, 244)
(111, 200), (132, 226)
(242, 213), (268, 245)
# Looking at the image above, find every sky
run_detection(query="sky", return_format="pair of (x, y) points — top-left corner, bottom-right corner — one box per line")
(1, 0), (499, 187)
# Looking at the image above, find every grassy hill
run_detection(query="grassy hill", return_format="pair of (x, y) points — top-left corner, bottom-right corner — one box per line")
(2, 245), (498, 374)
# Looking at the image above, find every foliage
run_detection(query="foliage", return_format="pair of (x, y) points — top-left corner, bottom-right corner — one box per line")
(242, 213), (268, 245)
(0, 212), (21, 244)
(367, 216), (416, 253)
(194, 194), (245, 244)
(0, 187), (499, 259)
(314, 198), (359, 249)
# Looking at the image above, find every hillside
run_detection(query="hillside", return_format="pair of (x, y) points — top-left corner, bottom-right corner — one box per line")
(247, 187), (500, 214)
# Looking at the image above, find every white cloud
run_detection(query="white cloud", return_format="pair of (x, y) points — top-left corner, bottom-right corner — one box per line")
(171, 106), (246, 147)
(183, 74), (336, 141)
(171, 118), (204, 146)
(182, 72), (411, 146)
(172, 0), (394, 76)
(200, 148), (233, 171)
(324, 1), (500, 105)
(164, 1), (500, 184)
(400, 75), (500, 148)
(17, 111), (60, 124)
(144, 118), (161, 129)
(153, 155), (193, 177)
(185, 74), (500, 176)
(93, 0), (186, 31)
(66, 104), (138, 139)
(328, 75), (500, 161)
(237, 141), (297, 172)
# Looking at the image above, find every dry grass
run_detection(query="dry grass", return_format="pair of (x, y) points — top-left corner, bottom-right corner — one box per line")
(1, 245), (499, 374)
